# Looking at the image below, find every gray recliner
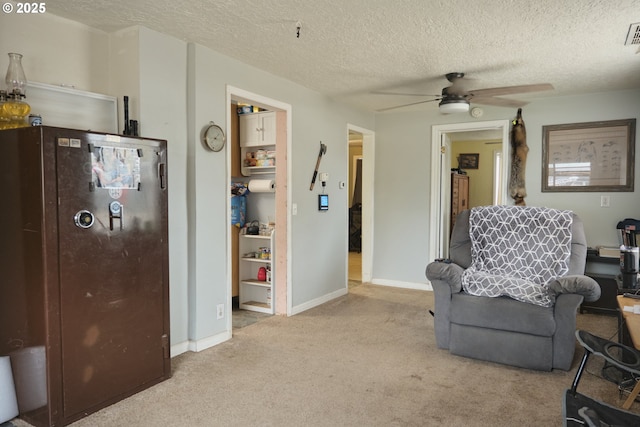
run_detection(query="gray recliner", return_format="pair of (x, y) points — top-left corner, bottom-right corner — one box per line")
(426, 207), (601, 371)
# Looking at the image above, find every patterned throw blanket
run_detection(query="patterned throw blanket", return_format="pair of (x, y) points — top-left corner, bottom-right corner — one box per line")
(461, 206), (573, 307)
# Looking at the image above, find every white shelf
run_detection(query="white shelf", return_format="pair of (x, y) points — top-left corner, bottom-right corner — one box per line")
(239, 231), (275, 314)
(243, 234), (271, 240)
(240, 279), (271, 287)
(240, 147), (276, 177)
(240, 301), (271, 313)
(244, 165), (275, 175)
(242, 257), (271, 264)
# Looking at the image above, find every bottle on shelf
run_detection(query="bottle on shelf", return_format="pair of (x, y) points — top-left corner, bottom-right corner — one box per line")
(257, 266), (267, 281)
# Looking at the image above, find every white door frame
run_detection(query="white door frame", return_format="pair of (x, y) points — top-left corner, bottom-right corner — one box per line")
(429, 120), (510, 260)
(226, 86), (293, 320)
(347, 124), (374, 283)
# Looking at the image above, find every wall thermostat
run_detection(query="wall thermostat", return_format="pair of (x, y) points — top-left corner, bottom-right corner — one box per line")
(318, 194), (329, 211)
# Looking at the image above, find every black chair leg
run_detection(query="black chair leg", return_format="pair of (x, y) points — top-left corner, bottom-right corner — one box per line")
(571, 350), (591, 395)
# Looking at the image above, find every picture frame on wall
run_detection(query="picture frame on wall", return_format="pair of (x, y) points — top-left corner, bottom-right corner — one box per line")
(542, 118), (635, 192)
(458, 153), (479, 169)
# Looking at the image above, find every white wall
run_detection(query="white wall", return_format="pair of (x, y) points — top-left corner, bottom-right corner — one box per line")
(0, 13), (109, 93)
(373, 90), (640, 285)
(137, 28), (190, 348)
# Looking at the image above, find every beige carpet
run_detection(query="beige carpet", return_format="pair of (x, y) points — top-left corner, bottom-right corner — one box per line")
(12, 284), (632, 426)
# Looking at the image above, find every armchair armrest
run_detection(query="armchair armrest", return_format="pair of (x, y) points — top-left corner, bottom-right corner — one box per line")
(426, 261), (464, 293)
(553, 292), (585, 370)
(426, 261), (465, 350)
(548, 275), (601, 303)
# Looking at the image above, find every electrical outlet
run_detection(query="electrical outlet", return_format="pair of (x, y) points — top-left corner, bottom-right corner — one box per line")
(216, 303), (224, 320)
(600, 195), (610, 208)
(319, 172), (329, 182)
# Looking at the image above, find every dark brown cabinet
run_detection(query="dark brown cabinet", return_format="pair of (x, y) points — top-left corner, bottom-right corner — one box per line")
(451, 173), (469, 235)
(0, 127), (171, 426)
(580, 254), (624, 316)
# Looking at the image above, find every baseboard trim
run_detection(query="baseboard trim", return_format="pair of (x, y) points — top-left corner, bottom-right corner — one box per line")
(170, 330), (232, 357)
(170, 341), (190, 357)
(371, 278), (432, 291)
(290, 287), (348, 316)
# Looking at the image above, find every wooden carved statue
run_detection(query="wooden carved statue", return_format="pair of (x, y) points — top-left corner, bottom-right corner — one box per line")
(509, 108), (528, 206)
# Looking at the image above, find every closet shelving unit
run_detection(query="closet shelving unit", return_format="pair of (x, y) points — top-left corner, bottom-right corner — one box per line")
(239, 231), (275, 314)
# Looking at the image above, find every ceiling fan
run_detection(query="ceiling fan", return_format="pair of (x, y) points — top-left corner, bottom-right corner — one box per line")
(374, 72), (554, 114)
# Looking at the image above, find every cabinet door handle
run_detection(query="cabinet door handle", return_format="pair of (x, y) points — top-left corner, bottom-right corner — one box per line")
(159, 163), (167, 190)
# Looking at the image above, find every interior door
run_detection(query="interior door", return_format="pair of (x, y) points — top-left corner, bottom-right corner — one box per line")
(53, 129), (168, 419)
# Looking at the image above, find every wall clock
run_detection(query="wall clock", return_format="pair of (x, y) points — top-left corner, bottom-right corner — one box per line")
(201, 121), (226, 152)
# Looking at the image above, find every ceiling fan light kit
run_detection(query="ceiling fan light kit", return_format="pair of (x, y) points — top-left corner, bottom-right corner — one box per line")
(439, 99), (469, 114)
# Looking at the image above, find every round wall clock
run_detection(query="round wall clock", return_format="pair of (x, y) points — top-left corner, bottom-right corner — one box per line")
(201, 122), (226, 152)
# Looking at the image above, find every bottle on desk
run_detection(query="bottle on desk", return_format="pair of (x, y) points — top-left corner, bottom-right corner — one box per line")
(620, 246), (639, 289)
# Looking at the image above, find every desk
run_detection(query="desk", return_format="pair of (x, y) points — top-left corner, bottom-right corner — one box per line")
(618, 295), (640, 348)
(616, 295), (640, 409)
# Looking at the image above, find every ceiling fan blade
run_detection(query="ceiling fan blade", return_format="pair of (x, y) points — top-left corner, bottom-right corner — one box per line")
(469, 83), (554, 98)
(370, 90), (440, 97)
(376, 99), (439, 112)
(471, 97), (528, 108)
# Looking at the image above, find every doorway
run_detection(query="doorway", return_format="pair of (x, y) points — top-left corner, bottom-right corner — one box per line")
(449, 130), (504, 207)
(347, 124), (374, 286)
(348, 134), (362, 285)
(429, 120), (510, 260)
(226, 86), (292, 331)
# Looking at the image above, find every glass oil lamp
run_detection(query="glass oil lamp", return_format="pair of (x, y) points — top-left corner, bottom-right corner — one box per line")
(2, 52), (30, 128)
(0, 90), (10, 130)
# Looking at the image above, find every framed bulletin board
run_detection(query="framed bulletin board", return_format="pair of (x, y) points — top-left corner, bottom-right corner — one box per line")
(542, 119), (635, 192)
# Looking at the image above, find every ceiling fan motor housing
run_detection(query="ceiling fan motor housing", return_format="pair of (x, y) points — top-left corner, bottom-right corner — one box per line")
(439, 86), (469, 113)
(445, 72), (464, 82)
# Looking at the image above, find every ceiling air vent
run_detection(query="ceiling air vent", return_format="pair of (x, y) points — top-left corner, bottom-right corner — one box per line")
(625, 22), (640, 45)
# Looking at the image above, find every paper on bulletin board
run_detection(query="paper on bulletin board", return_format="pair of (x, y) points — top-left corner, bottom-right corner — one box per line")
(91, 146), (141, 189)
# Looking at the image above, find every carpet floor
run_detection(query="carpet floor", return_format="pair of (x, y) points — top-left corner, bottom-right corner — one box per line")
(10, 284), (633, 426)
(232, 308), (272, 329)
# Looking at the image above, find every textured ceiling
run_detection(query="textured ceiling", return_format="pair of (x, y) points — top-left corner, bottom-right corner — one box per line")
(45, 0), (640, 113)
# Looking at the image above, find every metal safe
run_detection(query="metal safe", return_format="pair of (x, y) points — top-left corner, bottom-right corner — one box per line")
(0, 126), (170, 426)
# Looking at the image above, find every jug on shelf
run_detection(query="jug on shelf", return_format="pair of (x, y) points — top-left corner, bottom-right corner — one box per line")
(257, 267), (267, 282)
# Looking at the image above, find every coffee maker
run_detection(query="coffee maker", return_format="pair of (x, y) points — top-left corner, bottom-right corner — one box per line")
(618, 218), (640, 289)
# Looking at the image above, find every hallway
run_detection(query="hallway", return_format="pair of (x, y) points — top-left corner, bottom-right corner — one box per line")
(349, 251), (362, 283)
